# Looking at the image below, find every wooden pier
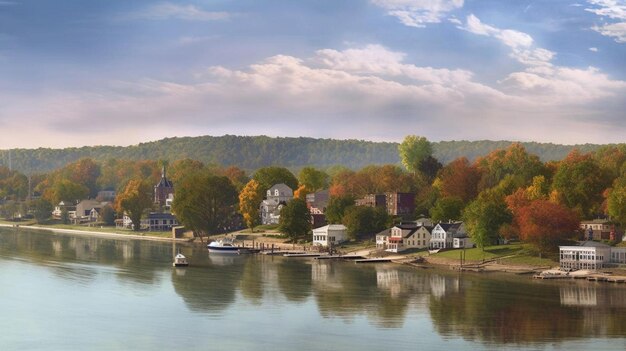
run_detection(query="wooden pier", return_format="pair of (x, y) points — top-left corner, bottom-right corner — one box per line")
(354, 257), (394, 264)
(315, 254), (364, 260)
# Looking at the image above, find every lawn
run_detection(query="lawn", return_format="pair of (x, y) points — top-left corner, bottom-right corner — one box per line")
(432, 243), (557, 265)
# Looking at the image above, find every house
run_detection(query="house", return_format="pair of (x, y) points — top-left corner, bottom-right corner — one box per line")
(259, 183), (293, 225)
(312, 224), (348, 247)
(453, 235), (474, 249)
(376, 228), (391, 250)
(52, 201), (77, 218)
(559, 241), (613, 270)
(430, 222), (466, 249)
(116, 212), (179, 231)
(154, 166), (174, 209)
(97, 189), (116, 202)
(580, 219), (618, 241)
(385, 223), (432, 253)
(306, 190), (329, 212)
(146, 212), (178, 231)
(385, 192), (416, 218)
(355, 194), (386, 208)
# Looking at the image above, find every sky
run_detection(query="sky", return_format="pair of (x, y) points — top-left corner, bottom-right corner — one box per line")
(0, 0), (625, 148)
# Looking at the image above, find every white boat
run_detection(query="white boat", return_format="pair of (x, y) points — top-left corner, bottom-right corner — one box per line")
(173, 253), (189, 267)
(207, 238), (240, 254)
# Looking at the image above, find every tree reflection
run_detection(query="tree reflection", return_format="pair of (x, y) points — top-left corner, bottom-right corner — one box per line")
(276, 258), (312, 302)
(171, 250), (246, 314)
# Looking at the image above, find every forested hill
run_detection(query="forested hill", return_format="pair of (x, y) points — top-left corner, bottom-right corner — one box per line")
(0, 135), (606, 173)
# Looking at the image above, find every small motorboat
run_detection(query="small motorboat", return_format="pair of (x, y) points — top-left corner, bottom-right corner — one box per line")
(173, 252), (189, 267)
(207, 238), (240, 254)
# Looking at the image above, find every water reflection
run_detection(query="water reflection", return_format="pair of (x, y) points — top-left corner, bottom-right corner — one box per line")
(3, 228), (626, 347)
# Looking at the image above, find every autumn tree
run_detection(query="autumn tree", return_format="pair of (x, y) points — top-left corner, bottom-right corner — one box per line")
(169, 158), (205, 185)
(172, 172), (238, 241)
(278, 198), (311, 240)
(474, 143), (545, 192)
(342, 206), (390, 240)
(63, 158), (101, 197)
(44, 179), (89, 205)
(115, 179), (153, 231)
(551, 150), (611, 218)
(298, 167), (329, 192)
(101, 205), (116, 226)
(511, 199), (579, 253)
(219, 166), (249, 191)
(434, 157), (480, 204)
(239, 179), (263, 232)
(253, 167), (298, 194)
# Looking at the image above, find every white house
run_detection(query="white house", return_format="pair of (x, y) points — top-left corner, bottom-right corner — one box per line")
(260, 183), (293, 225)
(453, 236), (474, 249)
(312, 224), (348, 247)
(386, 224), (432, 253)
(560, 241), (626, 270)
(430, 222), (466, 249)
(376, 229), (391, 250)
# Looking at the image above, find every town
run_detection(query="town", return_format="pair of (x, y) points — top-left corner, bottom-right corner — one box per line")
(2, 135), (626, 274)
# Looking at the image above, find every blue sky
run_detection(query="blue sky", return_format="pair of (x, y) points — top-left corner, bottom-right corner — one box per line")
(1, 0), (625, 148)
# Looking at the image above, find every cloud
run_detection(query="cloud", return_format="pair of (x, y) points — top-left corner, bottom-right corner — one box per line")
(586, 0), (626, 42)
(133, 3), (230, 21)
(372, 0), (464, 27)
(589, 46), (599, 51)
(2, 44), (624, 147)
(461, 14), (554, 67)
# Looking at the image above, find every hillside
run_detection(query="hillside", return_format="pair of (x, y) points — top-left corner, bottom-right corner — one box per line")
(0, 135), (607, 174)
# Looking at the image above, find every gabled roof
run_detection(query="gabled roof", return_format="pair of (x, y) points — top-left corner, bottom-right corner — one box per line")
(580, 241), (611, 248)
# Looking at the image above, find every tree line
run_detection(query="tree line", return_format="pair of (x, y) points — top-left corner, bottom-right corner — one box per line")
(1, 135), (625, 254)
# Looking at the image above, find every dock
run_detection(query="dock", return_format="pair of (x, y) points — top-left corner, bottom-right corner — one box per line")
(283, 253), (326, 258)
(354, 257), (394, 264)
(315, 254), (364, 260)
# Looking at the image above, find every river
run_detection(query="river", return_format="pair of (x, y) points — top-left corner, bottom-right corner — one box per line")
(1, 228), (625, 350)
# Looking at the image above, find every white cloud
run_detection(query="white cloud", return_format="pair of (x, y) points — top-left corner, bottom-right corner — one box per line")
(461, 14), (554, 67)
(589, 46), (599, 51)
(586, 0), (626, 42)
(592, 22), (626, 42)
(134, 3), (230, 21)
(2, 44), (624, 147)
(372, 0), (464, 27)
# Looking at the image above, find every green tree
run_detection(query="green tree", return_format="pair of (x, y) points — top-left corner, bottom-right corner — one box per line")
(398, 135), (433, 174)
(325, 196), (355, 224)
(278, 198), (311, 240)
(253, 167), (298, 194)
(172, 172), (238, 241)
(608, 175), (626, 227)
(44, 179), (89, 205)
(342, 206), (390, 240)
(115, 179), (153, 231)
(32, 198), (53, 223)
(463, 190), (512, 249)
(298, 167), (329, 192)
(239, 179), (263, 231)
(430, 196), (464, 222)
(101, 205), (116, 226)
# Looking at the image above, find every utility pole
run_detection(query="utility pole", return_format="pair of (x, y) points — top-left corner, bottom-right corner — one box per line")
(8, 149), (12, 171)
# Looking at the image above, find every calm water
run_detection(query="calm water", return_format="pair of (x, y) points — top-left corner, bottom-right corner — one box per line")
(1, 228), (626, 350)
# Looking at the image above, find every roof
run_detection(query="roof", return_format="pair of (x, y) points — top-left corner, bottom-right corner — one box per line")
(579, 241), (611, 248)
(148, 212), (177, 219)
(313, 224), (347, 232)
(375, 228), (390, 237)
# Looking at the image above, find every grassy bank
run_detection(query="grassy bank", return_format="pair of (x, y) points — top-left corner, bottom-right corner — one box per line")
(432, 243), (557, 266)
(0, 220), (174, 239)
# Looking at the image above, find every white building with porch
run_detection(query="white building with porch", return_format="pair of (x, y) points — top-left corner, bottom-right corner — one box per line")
(558, 241), (626, 270)
(312, 224), (348, 247)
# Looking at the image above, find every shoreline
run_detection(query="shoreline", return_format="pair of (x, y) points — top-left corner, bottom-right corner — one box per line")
(0, 223), (191, 243)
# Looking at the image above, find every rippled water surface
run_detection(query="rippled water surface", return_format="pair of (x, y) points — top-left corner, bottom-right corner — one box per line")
(1, 228), (626, 350)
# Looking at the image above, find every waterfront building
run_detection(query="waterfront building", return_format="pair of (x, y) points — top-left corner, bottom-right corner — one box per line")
(312, 224), (348, 247)
(259, 183), (293, 225)
(558, 241), (626, 270)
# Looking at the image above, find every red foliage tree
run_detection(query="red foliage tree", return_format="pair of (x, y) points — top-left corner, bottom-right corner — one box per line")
(436, 157), (480, 203)
(512, 199), (579, 253)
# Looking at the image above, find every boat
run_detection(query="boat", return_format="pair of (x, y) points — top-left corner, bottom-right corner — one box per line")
(173, 252), (189, 267)
(207, 238), (241, 254)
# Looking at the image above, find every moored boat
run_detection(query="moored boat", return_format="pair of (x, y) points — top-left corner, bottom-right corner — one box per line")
(173, 253), (189, 267)
(207, 238), (240, 254)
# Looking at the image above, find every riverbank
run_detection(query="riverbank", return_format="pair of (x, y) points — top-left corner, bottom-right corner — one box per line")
(0, 223), (190, 243)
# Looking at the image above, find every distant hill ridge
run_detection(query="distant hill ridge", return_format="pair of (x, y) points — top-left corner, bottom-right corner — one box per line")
(0, 135), (606, 173)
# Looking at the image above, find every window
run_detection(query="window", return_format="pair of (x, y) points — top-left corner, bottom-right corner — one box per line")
(275, 189), (280, 196)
